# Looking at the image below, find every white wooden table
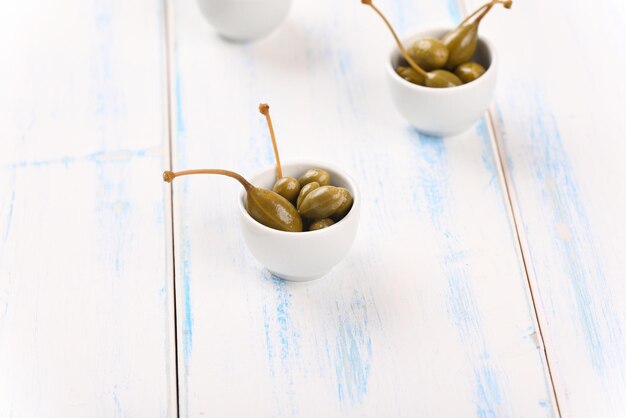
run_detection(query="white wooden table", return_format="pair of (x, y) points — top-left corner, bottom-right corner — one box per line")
(2, 0), (625, 416)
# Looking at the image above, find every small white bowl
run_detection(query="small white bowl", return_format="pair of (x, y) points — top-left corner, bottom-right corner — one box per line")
(387, 28), (498, 136)
(197, 0), (292, 42)
(238, 160), (360, 282)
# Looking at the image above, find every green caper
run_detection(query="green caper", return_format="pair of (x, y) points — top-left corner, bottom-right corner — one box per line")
(442, 0), (512, 69)
(163, 168), (303, 233)
(272, 177), (301, 203)
(396, 66), (425, 86)
(408, 38), (449, 71)
(299, 168), (330, 187)
(297, 181), (320, 211)
(309, 218), (335, 231)
(362, 0), (464, 89)
(246, 187), (303, 232)
(442, 23), (478, 69)
(331, 188), (353, 221)
(425, 70), (463, 88)
(454, 61), (486, 83)
(299, 185), (349, 219)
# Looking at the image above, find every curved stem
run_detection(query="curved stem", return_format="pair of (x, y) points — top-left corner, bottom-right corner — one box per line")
(362, 0), (428, 78)
(163, 169), (253, 190)
(259, 103), (283, 179)
(458, 0), (512, 27)
(474, 3), (494, 24)
(458, 1), (492, 26)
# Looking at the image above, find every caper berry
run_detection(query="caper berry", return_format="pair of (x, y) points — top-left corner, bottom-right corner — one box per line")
(297, 181), (320, 211)
(163, 168), (303, 232)
(454, 61), (486, 83)
(299, 168), (330, 187)
(299, 185), (349, 219)
(332, 188), (353, 221)
(442, 0), (512, 69)
(425, 70), (463, 88)
(396, 66), (425, 86)
(273, 177), (301, 203)
(408, 38), (449, 71)
(246, 187), (303, 232)
(442, 23), (479, 69)
(309, 218), (335, 231)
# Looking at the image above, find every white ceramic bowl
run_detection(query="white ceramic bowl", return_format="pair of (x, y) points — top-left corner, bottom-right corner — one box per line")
(197, 0), (292, 42)
(238, 160), (360, 282)
(387, 28), (498, 136)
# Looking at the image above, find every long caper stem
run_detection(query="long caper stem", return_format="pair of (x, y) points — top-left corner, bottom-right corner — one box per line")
(163, 169), (253, 190)
(361, 0), (429, 78)
(258, 103), (283, 179)
(458, 2), (491, 26)
(458, 0), (512, 27)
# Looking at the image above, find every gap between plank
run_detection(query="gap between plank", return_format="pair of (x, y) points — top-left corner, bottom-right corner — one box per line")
(162, 0), (181, 416)
(484, 110), (562, 417)
(454, 1), (563, 416)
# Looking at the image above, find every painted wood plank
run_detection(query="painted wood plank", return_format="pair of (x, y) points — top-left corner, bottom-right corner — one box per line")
(0, 1), (176, 416)
(168, 0), (557, 416)
(471, 0), (626, 415)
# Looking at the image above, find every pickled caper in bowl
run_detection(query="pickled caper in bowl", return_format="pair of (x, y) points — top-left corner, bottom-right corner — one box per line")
(361, 0), (511, 88)
(454, 62), (486, 84)
(387, 28), (498, 135)
(239, 160), (360, 281)
(358, 0), (513, 134)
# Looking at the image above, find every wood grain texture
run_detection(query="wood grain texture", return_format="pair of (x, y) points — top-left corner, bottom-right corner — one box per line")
(471, 0), (626, 415)
(0, 1), (176, 416)
(168, 0), (557, 416)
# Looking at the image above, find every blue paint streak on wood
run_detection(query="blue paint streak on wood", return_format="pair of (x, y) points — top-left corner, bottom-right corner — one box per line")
(111, 385), (128, 418)
(475, 119), (498, 186)
(273, 276), (296, 364)
(516, 89), (624, 373)
(0, 149), (158, 170)
(447, 0), (463, 23)
(175, 73), (186, 138)
(334, 296), (372, 405)
(407, 129), (508, 417)
(262, 304), (276, 377)
(261, 273), (299, 416)
(181, 245), (194, 360)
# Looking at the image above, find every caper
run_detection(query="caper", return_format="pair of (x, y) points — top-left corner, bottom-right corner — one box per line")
(163, 169), (303, 232)
(425, 70), (462, 88)
(408, 38), (449, 71)
(273, 177), (301, 202)
(299, 185), (349, 219)
(442, 24), (478, 69)
(396, 66), (425, 86)
(362, 0), (464, 89)
(331, 188), (353, 221)
(442, 0), (512, 69)
(454, 61), (486, 83)
(297, 181), (320, 210)
(299, 168), (330, 187)
(246, 187), (303, 232)
(309, 218), (335, 231)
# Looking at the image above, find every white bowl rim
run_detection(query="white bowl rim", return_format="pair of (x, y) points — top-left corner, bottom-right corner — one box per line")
(237, 159), (360, 236)
(387, 27), (498, 94)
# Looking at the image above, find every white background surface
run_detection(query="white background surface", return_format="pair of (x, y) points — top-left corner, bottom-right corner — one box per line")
(1, 0), (625, 416)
